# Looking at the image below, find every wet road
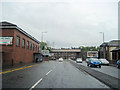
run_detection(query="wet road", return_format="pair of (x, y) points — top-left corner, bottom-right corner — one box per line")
(2, 60), (109, 89)
(71, 60), (120, 79)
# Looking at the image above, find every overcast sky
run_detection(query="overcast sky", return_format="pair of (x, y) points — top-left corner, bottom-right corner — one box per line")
(1, 0), (119, 48)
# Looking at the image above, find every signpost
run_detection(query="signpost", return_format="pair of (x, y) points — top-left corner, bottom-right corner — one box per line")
(0, 37), (13, 45)
(87, 51), (98, 58)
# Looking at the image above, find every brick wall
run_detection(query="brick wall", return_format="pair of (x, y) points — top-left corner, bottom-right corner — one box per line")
(2, 29), (15, 66)
(2, 28), (40, 66)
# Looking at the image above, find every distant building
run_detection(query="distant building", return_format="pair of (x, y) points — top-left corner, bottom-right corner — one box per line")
(99, 40), (120, 63)
(50, 48), (81, 60)
(0, 21), (40, 66)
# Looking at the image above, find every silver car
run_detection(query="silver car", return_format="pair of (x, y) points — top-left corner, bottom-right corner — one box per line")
(99, 59), (109, 65)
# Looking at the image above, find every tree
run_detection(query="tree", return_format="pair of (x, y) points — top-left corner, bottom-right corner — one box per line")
(40, 42), (52, 52)
(46, 47), (52, 52)
(40, 42), (47, 50)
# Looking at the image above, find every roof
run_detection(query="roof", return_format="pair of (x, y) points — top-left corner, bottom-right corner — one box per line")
(0, 21), (40, 44)
(108, 40), (120, 47)
(111, 47), (120, 52)
(0, 21), (16, 26)
(51, 49), (81, 53)
(100, 40), (120, 47)
(100, 42), (108, 47)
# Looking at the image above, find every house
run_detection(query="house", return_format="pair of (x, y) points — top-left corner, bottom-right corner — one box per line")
(99, 40), (120, 63)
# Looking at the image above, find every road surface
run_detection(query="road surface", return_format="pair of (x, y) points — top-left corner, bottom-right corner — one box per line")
(2, 60), (109, 89)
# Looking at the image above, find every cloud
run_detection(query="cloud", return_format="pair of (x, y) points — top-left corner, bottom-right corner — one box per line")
(1, 0), (118, 48)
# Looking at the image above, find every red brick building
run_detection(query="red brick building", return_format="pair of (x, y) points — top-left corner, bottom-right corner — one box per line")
(0, 21), (40, 66)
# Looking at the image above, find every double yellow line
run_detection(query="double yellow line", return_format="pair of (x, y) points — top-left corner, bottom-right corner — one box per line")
(0, 63), (42, 74)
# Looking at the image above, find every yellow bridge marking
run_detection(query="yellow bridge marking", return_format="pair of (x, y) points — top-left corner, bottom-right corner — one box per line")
(0, 63), (42, 74)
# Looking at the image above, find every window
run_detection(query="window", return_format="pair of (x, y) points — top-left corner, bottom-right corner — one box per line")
(16, 36), (20, 47)
(38, 46), (39, 52)
(27, 40), (29, 49)
(22, 38), (25, 48)
(33, 43), (34, 51)
(30, 42), (32, 50)
(36, 45), (37, 51)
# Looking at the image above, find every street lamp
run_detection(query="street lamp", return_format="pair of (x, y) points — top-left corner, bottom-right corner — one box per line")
(100, 32), (104, 43)
(41, 32), (47, 42)
(100, 32), (105, 59)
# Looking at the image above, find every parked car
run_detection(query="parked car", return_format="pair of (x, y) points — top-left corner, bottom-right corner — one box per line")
(117, 60), (120, 69)
(87, 58), (101, 68)
(59, 58), (63, 62)
(76, 58), (82, 63)
(99, 59), (109, 65)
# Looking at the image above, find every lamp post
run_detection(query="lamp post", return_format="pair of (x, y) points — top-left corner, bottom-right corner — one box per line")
(41, 32), (47, 42)
(100, 32), (105, 59)
(100, 32), (104, 43)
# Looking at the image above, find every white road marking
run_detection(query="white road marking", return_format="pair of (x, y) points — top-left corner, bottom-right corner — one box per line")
(46, 70), (52, 76)
(29, 69), (53, 90)
(29, 78), (43, 90)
